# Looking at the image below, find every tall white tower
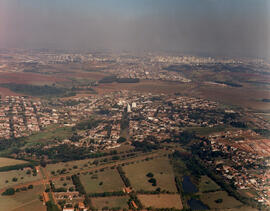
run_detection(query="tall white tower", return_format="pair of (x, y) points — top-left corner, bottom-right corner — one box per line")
(127, 103), (131, 113)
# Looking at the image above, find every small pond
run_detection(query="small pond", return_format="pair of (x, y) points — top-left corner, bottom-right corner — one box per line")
(182, 175), (198, 193)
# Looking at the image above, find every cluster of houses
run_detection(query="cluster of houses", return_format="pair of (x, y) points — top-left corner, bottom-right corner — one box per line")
(127, 95), (224, 142)
(0, 96), (61, 139)
(201, 131), (270, 206)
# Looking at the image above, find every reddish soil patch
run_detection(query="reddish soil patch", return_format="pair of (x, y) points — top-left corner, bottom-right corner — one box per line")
(0, 72), (68, 85)
(57, 71), (108, 81)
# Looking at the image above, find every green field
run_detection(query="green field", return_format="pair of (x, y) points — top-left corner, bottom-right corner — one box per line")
(0, 158), (28, 168)
(123, 157), (177, 192)
(0, 169), (42, 190)
(200, 191), (242, 209)
(24, 125), (72, 144)
(45, 156), (103, 177)
(80, 168), (124, 193)
(0, 184), (45, 211)
(198, 175), (221, 193)
(91, 196), (129, 209)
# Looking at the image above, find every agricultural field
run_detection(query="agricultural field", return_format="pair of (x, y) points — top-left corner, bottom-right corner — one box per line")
(80, 168), (124, 193)
(138, 194), (183, 209)
(200, 191), (243, 209)
(91, 196), (129, 210)
(0, 169), (42, 190)
(0, 184), (45, 211)
(0, 157), (28, 168)
(198, 175), (221, 193)
(123, 157), (177, 192)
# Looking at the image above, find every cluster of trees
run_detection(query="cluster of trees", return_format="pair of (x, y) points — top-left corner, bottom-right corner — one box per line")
(71, 86), (95, 93)
(230, 121), (247, 128)
(172, 151), (204, 179)
(71, 174), (86, 195)
(146, 172), (157, 186)
(174, 131), (197, 145)
(0, 137), (25, 153)
(2, 188), (15, 196)
(254, 129), (270, 138)
(99, 75), (140, 84)
(0, 162), (35, 172)
(2, 185), (33, 196)
(73, 118), (99, 130)
(117, 137), (126, 143)
(262, 98), (270, 102)
(117, 166), (131, 187)
(24, 142), (120, 162)
(132, 141), (160, 152)
(46, 201), (60, 211)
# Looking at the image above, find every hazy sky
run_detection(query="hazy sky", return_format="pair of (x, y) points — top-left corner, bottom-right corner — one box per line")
(0, 0), (269, 58)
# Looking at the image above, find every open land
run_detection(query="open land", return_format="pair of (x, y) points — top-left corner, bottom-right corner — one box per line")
(123, 156), (177, 192)
(0, 158), (28, 168)
(138, 194), (183, 209)
(198, 175), (221, 193)
(91, 196), (129, 209)
(200, 191), (243, 209)
(80, 168), (124, 193)
(0, 169), (42, 190)
(0, 184), (45, 211)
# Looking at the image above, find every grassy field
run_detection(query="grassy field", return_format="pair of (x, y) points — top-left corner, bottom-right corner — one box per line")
(123, 157), (177, 192)
(24, 125), (72, 144)
(80, 168), (124, 193)
(45, 157), (96, 177)
(0, 158), (28, 168)
(0, 184), (45, 211)
(91, 196), (129, 209)
(184, 125), (228, 136)
(138, 194), (183, 209)
(44, 154), (119, 177)
(198, 175), (221, 193)
(13, 199), (46, 211)
(200, 191), (242, 209)
(0, 169), (42, 190)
